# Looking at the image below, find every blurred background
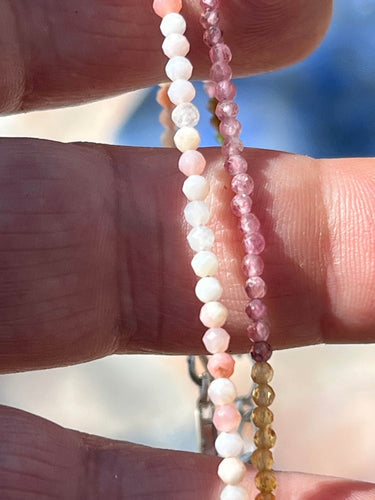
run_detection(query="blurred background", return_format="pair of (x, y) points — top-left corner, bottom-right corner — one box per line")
(1, 0), (375, 484)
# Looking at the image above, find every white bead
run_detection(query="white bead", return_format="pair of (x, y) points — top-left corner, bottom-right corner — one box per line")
(195, 277), (223, 302)
(168, 79), (196, 104)
(202, 327), (230, 353)
(191, 251), (219, 277)
(200, 301), (228, 327)
(165, 56), (193, 81)
(174, 127), (200, 152)
(187, 226), (215, 252)
(172, 103), (200, 128)
(162, 33), (190, 58)
(182, 175), (209, 201)
(215, 432), (244, 458)
(208, 378), (236, 406)
(160, 12), (186, 36)
(184, 201), (210, 226)
(218, 458), (246, 485)
(220, 485), (250, 500)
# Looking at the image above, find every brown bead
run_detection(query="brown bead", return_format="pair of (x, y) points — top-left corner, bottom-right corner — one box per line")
(254, 426), (277, 449)
(252, 406), (274, 428)
(255, 494), (276, 500)
(253, 384), (275, 407)
(255, 470), (277, 494)
(251, 448), (274, 471)
(251, 362), (274, 384)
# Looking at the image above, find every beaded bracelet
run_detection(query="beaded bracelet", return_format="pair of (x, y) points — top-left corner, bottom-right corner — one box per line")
(153, 1), (277, 499)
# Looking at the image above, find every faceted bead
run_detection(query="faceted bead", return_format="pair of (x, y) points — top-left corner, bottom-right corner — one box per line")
(191, 251), (219, 277)
(208, 352), (235, 378)
(216, 100), (238, 120)
(255, 470), (277, 494)
(195, 276), (223, 302)
(168, 79), (196, 105)
(187, 226), (215, 252)
(172, 102), (200, 128)
(201, 0), (220, 8)
(215, 80), (237, 101)
(239, 213), (261, 234)
(252, 384), (275, 407)
(200, 301), (228, 328)
(210, 62), (232, 82)
(182, 175), (209, 201)
(162, 33), (190, 58)
(251, 449), (274, 471)
(200, 9), (219, 28)
(242, 254), (264, 277)
(247, 320), (270, 342)
(231, 194), (252, 217)
(217, 457), (246, 485)
(251, 362), (274, 384)
(231, 174), (254, 195)
(210, 43), (232, 64)
(224, 155), (247, 175)
(160, 12), (186, 36)
(243, 232), (266, 255)
(245, 276), (267, 299)
(215, 431), (244, 458)
(246, 299), (267, 320)
(251, 341), (273, 363)
(178, 149), (206, 176)
(165, 56), (193, 81)
(184, 201), (210, 226)
(221, 485), (249, 500)
(153, 0), (182, 17)
(252, 406), (274, 428)
(203, 26), (223, 47)
(202, 327), (230, 353)
(174, 127), (200, 152)
(255, 494), (276, 500)
(254, 426), (277, 449)
(223, 137), (244, 156)
(208, 378), (236, 406)
(220, 118), (241, 137)
(213, 404), (241, 432)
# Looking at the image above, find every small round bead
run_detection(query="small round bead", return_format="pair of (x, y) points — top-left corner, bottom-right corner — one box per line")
(215, 80), (237, 101)
(174, 126), (200, 152)
(220, 118), (242, 137)
(200, 9), (219, 28)
(195, 276), (223, 302)
(252, 406), (274, 428)
(239, 213), (261, 234)
(184, 201), (210, 226)
(245, 276), (267, 299)
(224, 155), (247, 175)
(250, 341), (273, 362)
(255, 494), (276, 500)
(210, 62), (233, 82)
(215, 431), (244, 458)
(182, 175), (209, 201)
(223, 137), (244, 156)
(220, 485), (250, 500)
(208, 377), (236, 405)
(213, 404), (241, 432)
(243, 232), (266, 255)
(208, 352), (235, 378)
(252, 384), (275, 407)
(231, 194), (253, 217)
(165, 56), (193, 81)
(178, 149), (206, 176)
(168, 79), (196, 105)
(216, 100), (238, 120)
(200, 301), (228, 328)
(187, 226), (215, 252)
(153, 0), (182, 17)
(162, 33), (190, 58)
(251, 362), (274, 384)
(160, 12), (186, 36)
(202, 327), (230, 353)
(210, 43), (232, 64)
(246, 299), (267, 320)
(191, 251), (218, 277)
(203, 26), (223, 47)
(172, 102), (200, 128)
(255, 470), (277, 494)
(254, 426), (277, 449)
(242, 254), (264, 277)
(251, 449), (274, 471)
(231, 174), (254, 195)
(218, 457), (246, 486)
(247, 320), (270, 342)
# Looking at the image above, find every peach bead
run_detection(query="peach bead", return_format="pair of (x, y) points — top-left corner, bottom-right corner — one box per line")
(213, 404), (241, 432)
(208, 353), (235, 378)
(153, 0), (182, 17)
(178, 150), (206, 176)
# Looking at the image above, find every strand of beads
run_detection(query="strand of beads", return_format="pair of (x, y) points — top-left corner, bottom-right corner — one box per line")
(156, 83), (176, 147)
(199, 1), (277, 499)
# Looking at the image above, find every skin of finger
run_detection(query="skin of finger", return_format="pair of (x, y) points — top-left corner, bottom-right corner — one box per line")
(1, 405), (375, 500)
(0, 139), (375, 373)
(0, 0), (332, 113)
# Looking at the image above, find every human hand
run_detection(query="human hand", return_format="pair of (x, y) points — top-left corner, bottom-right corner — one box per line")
(1, 1), (375, 498)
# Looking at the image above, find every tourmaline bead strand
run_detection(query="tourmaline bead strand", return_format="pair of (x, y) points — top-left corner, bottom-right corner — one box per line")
(200, 1), (277, 498)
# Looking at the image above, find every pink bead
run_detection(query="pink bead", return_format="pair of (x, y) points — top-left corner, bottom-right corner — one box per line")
(210, 62), (232, 83)
(200, 9), (219, 28)
(224, 155), (247, 175)
(210, 43), (232, 64)
(247, 319), (270, 342)
(202, 327), (230, 353)
(178, 150), (206, 176)
(153, 0), (182, 17)
(204, 80), (216, 98)
(203, 26), (223, 47)
(207, 352), (235, 378)
(201, 0), (220, 8)
(242, 254), (264, 277)
(215, 80), (237, 101)
(222, 137), (244, 156)
(246, 299), (267, 320)
(250, 341), (272, 362)
(219, 118), (241, 137)
(213, 404), (241, 432)
(231, 174), (254, 195)
(231, 194), (252, 217)
(239, 213), (260, 234)
(242, 232), (265, 255)
(245, 276), (267, 299)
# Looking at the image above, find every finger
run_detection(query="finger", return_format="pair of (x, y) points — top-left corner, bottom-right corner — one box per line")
(0, 0), (332, 113)
(0, 138), (374, 372)
(1, 405), (374, 500)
